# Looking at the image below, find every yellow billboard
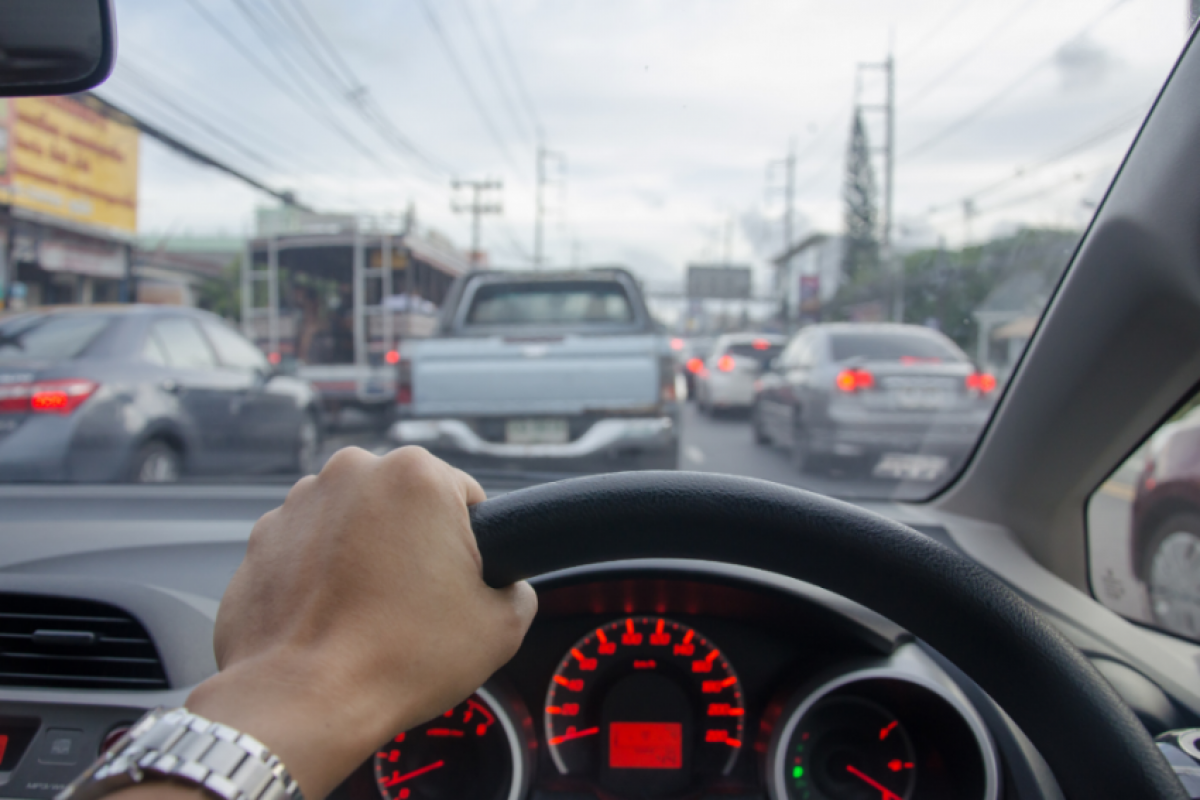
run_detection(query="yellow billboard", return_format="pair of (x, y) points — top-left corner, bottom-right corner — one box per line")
(0, 96), (139, 236)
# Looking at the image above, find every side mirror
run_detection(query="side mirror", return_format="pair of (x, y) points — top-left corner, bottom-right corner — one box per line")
(0, 0), (115, 97)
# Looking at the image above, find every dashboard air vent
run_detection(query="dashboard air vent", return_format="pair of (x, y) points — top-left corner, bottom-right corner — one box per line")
(0, 594), (168, 690)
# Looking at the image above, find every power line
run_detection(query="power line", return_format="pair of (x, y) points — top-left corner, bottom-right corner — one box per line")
(115, 62), (285, 173)
(413, 0), (524, 175)
(924, 101), (1146, 215)
(901, 0), (1039, 109)
(455, 0), (536, 144)
(179, 0), (395, 171)
(481, 0), (544, 141)
(899, 0), (974, 59)
(261, 0), (453, 175)
(901, 0), (1133, 160)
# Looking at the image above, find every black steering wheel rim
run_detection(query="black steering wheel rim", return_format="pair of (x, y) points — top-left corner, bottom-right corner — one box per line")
(471, 470), (1185, 800)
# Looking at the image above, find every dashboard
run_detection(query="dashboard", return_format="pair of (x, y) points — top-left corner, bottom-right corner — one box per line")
(2, 484), (1198, 800)
(336, 572), (1001, 800)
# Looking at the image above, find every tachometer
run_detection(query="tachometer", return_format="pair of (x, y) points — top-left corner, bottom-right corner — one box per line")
(375, 688), (526, 800)
(545, 616), (743, 797)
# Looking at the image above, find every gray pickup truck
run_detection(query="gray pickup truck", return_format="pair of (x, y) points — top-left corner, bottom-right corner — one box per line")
(389, 268), (679, 471)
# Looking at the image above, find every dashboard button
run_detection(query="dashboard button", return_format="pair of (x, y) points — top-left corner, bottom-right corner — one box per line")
(37, 729), (84, 766)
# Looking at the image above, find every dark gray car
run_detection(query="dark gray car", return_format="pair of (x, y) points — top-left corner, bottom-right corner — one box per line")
(0, 306), (322, 482)
(751, 323), (996, 481)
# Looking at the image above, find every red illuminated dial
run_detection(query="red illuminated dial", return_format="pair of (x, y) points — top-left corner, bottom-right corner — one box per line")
(374, 692), (516, 800)
(544, 617), (743, 795)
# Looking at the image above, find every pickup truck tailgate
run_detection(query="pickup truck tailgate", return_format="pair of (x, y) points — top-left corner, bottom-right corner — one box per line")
(412, 335), (659, 416)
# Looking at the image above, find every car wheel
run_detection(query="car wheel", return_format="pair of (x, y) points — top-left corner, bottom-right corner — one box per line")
(128, 440), (182, 484)
(751, 402), (769, 445)
(294, 412), (323, 475)
(1144, 513), (1200, 639)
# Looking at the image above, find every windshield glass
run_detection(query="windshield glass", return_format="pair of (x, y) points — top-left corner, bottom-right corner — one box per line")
(0, 1), (1185, 498)
(0, 315), (112, 362)
(829, 332), (965, 364)
(466, 281), (634, 326)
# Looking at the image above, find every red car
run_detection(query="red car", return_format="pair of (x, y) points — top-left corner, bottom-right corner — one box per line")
(1130, 407), (1200, 637)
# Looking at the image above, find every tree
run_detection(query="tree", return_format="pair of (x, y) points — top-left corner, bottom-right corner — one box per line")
(841, 110), (880, 285)
(197, 256), (241, 321)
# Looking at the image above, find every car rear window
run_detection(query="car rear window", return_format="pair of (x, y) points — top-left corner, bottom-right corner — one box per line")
(829, 332), (966, 363)
(0, 314), (112, 362)
(725, 341), (783, 365)
(466, 281), (635, 326)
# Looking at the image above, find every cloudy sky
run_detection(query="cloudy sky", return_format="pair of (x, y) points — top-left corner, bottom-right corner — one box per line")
(105, 0), (1191, 288)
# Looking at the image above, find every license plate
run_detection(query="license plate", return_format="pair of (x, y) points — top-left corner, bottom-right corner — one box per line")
(505, 418), (569, 445)
(873, 453), (948, 481)
(893, 389), (953, 409)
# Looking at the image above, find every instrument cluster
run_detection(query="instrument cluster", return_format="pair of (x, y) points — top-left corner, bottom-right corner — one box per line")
(338, 578), (1000, 800)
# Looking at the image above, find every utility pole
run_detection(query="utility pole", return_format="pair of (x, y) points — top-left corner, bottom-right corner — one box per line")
(856, 51), (898, 322)
(451, 178), (503, 270)
(534, 144), (566, 269)
(766, 142), (797, 317)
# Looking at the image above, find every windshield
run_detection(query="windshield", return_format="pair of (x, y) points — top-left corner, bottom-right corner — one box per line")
(0, 2), (1184, 499)
(829, 332), (966, 364)
(0, 315), (112, 363)
(466, 281), (634, 326)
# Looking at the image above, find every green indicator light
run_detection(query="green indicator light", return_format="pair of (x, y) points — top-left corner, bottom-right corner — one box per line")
(792, 766), (804, 778)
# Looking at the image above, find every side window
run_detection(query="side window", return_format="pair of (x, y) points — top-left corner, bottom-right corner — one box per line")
(778, 339), (802, 368)
(142, 332), (170, 366)
(1087, 390), (1200, 642)
(152, 318), (217, 370)
(202, 320), (268, 372)
(794, 338), (814, 368)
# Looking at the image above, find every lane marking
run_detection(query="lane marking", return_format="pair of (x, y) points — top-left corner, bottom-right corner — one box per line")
(685, 445), (706, 465)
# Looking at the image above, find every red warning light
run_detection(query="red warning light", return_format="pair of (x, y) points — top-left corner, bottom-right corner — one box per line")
(609, 722), (682, 769)
(385, 350), (401, 365)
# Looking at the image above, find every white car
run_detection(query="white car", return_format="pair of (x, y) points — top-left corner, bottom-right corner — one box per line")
(694, 334), (786, 413)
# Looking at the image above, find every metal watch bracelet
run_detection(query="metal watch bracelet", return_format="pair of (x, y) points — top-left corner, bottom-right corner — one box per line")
(56, 707), (305, 800)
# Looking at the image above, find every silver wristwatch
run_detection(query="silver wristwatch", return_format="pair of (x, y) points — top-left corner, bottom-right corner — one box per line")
(56, 707), (305, 800)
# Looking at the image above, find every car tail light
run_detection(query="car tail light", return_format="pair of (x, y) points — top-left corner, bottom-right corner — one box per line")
(835, 368), (874, 392)
(966, 372), (997, 393)
(717, 355), (736, 372)
(385, 349), (401, 365)
(686, 357), (704, 374)
(752, 339), (771, 350)
(670, 337), (684, 351)
(659, 356), (677, 403)
(268, 352), (281, 365)
(0, 379), (99, 415)
(396, 359), (413, 407)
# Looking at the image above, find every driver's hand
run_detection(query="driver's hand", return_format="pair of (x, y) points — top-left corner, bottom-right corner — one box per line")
(185, 446), (537, 800)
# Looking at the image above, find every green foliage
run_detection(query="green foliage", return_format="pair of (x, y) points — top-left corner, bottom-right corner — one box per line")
(196, 256), (241, 322)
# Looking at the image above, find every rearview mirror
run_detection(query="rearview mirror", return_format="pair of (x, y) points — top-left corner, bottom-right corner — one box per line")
(0, 0), (115, 97)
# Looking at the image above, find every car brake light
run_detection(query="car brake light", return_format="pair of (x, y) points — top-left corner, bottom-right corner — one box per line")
(686, 357), (705, 374)
(966, 372), (997, 393)
(670, 337), (684, 351)
(717, 355), (736, 372)
(396, 358), (413, 406)
(268, 352), (281, 365)
(836, 368), (874, 392)
(752, 339), (770, 350)
(659, 355), (677, 403)
(30, 379), (99, 414)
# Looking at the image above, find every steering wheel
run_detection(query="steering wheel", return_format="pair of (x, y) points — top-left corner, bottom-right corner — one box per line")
(470, 471), (1185, 800)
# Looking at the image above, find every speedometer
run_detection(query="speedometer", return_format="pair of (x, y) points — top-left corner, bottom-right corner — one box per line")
(544, 617), (743, 797)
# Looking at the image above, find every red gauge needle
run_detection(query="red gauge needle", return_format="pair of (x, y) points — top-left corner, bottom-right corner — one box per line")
(384, 760), (445, 787)
(549, 727), (600, 746)
(845, 765), (901, 800)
